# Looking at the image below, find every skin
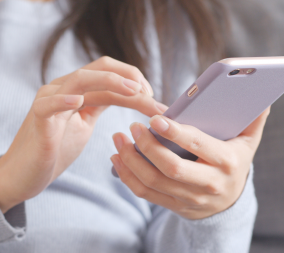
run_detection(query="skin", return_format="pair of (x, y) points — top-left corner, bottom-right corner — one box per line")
(112, 107), (270, 220)
(0, 56), (166, 214)
(0, 1), (270, 220)
(0, 54), (270, 219)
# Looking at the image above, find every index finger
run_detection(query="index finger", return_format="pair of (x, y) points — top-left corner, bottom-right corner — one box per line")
(50, 56), (153, 96)
(83, 91), (168, 118)
(86, 57), (153, 96)
(149, 115), (233, 169)
(129, 123), (223, 187)
(54, 69), (142, 96)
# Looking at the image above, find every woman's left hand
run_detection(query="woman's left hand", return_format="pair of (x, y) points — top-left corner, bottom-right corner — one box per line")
(111, 107), (270, 220)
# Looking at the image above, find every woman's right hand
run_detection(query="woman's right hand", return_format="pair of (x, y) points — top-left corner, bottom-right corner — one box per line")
(0, 56), (167, 214)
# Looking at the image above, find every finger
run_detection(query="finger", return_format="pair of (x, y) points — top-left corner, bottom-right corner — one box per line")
(235, 107), (271, 150)
(54, 69), (142, 96)
(51, 56), (153, 96)
(35, 84), (61, 99)
(110, 154), (183, 211)
(148, 115), (233, 168)
(78, 105), (108, 126)
(83, 91), (168, 117)
(113, 132), (219, 195)
(85, 56), (153, 96)
(33, 94), (84, 118)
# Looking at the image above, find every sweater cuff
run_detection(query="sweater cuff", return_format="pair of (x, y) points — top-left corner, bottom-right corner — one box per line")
(0, 202), (26, 242)
(181, 163), (257, 226)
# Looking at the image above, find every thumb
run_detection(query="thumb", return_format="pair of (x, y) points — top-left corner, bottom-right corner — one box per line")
(237, 106), (270, 150)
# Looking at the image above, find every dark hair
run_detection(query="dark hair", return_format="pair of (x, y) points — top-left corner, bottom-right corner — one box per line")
(42, 0), (228, 90)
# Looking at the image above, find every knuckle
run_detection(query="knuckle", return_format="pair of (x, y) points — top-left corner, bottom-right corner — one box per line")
(167, 161), (184, 180)
(49, 77), (60, 84)
(129, 66), (142, 80)
(191, 196), (207, 206)
(138, 140), (152, 156)
(119, 170), (131, 185)
(99, 56), (112, 66)
(143, 171), (160, 188)
(167, 123), (181, 141)
(133, 186), (149, 199)
(50, 97), (59, 112)
(174, 200), (186, 212)
(36, 86), (48, 98)
(72, 69), (86, 91)
(73, 69), (85, 82)
(188, 130), (203, 151)
(205, 183), (221, 195)
(222, 153), (239, 174)
(120, 147), (132, 165)
(104, 72), (119, 84)
(135, 94), (148, 107)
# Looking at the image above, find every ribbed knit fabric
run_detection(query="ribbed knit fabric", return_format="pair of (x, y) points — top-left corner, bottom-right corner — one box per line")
(0, 0), (257, 252)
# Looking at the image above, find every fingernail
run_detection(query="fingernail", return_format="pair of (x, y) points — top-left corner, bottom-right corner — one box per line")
(111, 156), (121, 178)
(123, 78), (142, 93)
(155, 102), (169, 114)
(111, 166), (119, 178)
(130, 123), (142, 140)
(149, 115), (169, 132)
(141, 77), (154, 97)
(113, 134), (124, 151)
(65, 95), (84, 105)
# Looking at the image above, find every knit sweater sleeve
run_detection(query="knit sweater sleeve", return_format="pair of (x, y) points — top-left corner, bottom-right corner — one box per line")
(0, 202), (26, 243)
(144, 165), (257, 253)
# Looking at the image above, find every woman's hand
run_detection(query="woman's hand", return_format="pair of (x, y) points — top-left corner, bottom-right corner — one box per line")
(111, 107), (270, 219)
(0, 56), (166, 214)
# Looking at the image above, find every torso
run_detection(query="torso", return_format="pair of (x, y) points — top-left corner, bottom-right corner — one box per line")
(0, 0), (197, 252)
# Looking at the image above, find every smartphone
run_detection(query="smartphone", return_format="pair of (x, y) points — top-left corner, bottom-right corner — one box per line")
(134, 56), (284, 163)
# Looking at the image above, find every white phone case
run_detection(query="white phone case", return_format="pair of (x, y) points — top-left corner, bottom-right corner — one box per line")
(135, 57), (284, 161)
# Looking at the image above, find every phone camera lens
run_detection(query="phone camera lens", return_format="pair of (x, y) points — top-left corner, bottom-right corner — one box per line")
(229, 69), (240, 76)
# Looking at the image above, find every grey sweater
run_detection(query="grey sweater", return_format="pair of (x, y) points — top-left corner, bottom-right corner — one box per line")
(0, 0), (257, 252)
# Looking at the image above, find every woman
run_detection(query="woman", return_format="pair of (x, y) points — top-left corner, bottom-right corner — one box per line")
(0, 0), (269, 252)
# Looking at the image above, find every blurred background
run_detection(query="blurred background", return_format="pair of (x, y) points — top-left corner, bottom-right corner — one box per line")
(225, 0), (284, 252)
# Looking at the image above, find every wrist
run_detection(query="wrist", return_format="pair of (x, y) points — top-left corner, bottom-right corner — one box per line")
(0, 185), (19, 214)
(0, 183), (20, 214)
(0, 201), (11, 214)
(0, 187), (21, 214)
(0, 155), (21, 214)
